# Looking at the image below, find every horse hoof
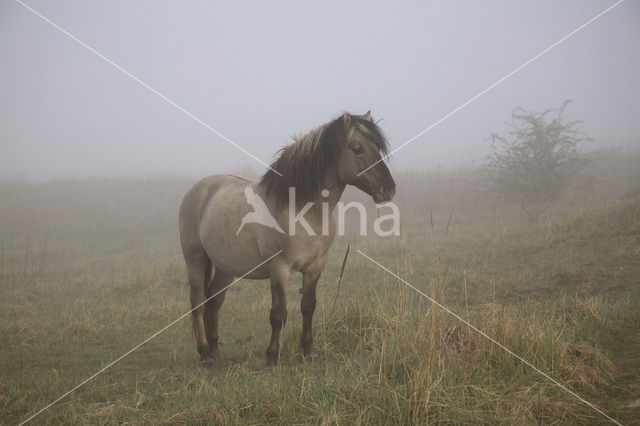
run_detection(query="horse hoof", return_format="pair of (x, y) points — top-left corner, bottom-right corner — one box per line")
(200, 354), (217, 367)
(304, 353), (319, 362)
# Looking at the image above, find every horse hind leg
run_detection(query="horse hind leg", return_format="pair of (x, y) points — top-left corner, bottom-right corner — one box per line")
(186, 252), (213, 363)
(204, 268), (234, 358)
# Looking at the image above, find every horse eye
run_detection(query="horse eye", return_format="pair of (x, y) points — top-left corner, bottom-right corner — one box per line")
(351, 145), (363, 154)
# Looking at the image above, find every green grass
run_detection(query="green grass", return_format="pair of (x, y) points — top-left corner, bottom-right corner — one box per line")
(0, 169), (639, 424)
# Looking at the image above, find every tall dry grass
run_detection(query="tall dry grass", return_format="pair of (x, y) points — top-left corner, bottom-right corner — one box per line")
(0, 149), (639, 423)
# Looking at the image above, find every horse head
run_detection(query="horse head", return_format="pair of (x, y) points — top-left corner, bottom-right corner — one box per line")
(336, 111), (396, 203)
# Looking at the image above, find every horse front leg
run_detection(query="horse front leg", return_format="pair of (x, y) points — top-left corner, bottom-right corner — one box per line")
(300, 255), (326, 361)
(266, 260), (291, 366)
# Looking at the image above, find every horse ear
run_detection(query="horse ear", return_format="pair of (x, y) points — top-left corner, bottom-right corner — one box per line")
(363, 110), (373, 122)
(343, 112), (351, 129)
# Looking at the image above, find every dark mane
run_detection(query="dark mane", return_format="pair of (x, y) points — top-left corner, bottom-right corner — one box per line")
(258, 113), (388, 208)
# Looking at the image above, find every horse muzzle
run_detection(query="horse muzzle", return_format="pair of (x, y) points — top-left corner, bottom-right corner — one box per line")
(372, 184), (396, 203)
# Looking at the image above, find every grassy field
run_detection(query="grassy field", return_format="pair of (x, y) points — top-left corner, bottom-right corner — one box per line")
(1, 152), (639, 424)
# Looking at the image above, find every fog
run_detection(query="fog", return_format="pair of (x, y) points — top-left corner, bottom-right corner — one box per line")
(1, 0), (639, 181)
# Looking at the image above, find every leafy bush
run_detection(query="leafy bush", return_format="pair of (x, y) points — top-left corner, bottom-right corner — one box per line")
(483, 100), (591, 212)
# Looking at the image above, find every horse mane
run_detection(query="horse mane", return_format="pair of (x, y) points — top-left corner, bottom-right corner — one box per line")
(258, 113), (389, 208)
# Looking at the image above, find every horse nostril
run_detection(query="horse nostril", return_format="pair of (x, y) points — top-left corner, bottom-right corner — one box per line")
(385, 184), (396, 200)
(378, 185), (395, 201)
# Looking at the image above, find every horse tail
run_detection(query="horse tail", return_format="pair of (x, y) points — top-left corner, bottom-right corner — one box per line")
(204, 257), (212, 294)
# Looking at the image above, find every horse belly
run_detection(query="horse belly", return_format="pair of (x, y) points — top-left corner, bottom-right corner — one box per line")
(199, 190), (273, 279)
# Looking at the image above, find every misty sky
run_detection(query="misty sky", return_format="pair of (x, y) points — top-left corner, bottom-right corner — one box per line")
(1, 0), (639, 181)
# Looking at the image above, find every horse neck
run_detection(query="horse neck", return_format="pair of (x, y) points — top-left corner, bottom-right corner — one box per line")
(316, 163), (345, 213)
(287, 163), (345, 221)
